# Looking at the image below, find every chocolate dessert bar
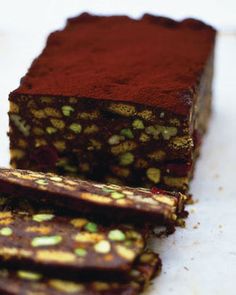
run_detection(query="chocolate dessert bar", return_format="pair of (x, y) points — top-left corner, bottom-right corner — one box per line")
(9, 13), (216, 191)
(0, 193), (147, 280)
(0, 168), (187, 226)
(0, 250), (161, 295)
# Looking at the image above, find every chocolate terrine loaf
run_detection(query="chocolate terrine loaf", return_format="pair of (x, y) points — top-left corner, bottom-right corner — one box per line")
(9, 13), (216, 191)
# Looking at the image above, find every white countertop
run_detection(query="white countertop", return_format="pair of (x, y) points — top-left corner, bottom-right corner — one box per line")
(0, 5), (236, 294)
(0, 0), (236, 32)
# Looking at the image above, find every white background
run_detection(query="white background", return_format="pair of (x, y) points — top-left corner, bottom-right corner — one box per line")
(0, 0), (236, 32)
(0, 1), (236, 294)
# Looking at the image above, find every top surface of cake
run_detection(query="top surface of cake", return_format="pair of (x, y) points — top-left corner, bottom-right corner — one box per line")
(12, 13), (216, 115)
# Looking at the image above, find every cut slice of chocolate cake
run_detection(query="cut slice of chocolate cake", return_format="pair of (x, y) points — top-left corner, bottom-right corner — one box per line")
(0, 191), (149, 280)
(0, 168), (187, 226)
(0, 250), (161, 295)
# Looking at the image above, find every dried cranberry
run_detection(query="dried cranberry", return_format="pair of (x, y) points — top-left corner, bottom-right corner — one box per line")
(151, 187), (167, 195)
(30, 146), (59, 169)
(166, 162), (192, 176)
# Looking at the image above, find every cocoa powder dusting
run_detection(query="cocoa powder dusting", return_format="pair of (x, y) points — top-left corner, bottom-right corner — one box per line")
(11, 13), (216, 115)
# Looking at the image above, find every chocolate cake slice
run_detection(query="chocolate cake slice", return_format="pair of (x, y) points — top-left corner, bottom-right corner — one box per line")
(9, 13), (216, 191)
(0, 250), (161, 295)
(0, 191), (149, 280)
(0, 168), (187, 226)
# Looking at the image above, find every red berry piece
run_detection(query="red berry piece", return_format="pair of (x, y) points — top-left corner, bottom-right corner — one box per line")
(151, 187), (166, 195)
(31, 146), (59, 169)
(166, 162), (192, 176)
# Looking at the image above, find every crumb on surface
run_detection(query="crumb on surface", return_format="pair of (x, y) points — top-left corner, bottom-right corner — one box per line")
(193, 222), (200, 229)
(187, 198), (199, 205)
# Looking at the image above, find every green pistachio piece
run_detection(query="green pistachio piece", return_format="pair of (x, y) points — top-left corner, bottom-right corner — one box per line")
(155, 125), (177, 140)
(0, 227), (13, 236)
(119, 152), (134, 166)
(108, 135), (124, 145)
(75, 248), (87, 257)
(111, 192), (126, 200)
(132, 119), (144, 129)
(102, 187), (115, 193)
(62, 105), (75, 116)
(145, 126), (156, 134)
(33, 213), (55, 222)
(84, 222), (98, 233)
(35, 179), (48, 186)
(145, 125), (160, 139)
(17, 271), (42, 280)
(108, 230), (126, 241)
(120, 128), (134, 139)
(10, 114), (30, 137)
(146, 168), (161, 183)
(69, 123), (82, 134)
(46, 127), (57, 134)
(94, 240), (111, 254)
(31, 235), (62, 247)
